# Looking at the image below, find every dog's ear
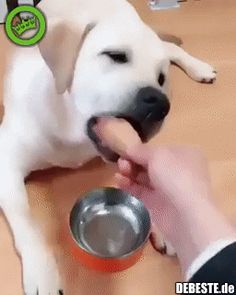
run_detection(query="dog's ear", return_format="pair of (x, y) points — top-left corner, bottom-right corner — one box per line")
(39, 20), (95, 94)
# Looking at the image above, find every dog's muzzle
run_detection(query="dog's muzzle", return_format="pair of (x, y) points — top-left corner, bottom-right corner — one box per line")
(87, 86), (170, 162)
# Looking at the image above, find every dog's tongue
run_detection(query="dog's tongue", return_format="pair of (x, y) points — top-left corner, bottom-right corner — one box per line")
(93, 117), (141, 157)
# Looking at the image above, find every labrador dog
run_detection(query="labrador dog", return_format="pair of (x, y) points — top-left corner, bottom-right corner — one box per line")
(0, 0), (216, 293)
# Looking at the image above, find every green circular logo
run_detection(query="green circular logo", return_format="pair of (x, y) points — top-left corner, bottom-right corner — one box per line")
(5, 5), (46, 46)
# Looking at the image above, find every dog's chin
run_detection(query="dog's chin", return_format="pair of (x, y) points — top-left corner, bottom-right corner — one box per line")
(87, 115), (163, 163)
(96, 146), (120, 163)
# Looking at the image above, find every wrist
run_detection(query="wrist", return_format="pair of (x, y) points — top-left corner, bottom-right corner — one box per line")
(169, 197), (236, 274)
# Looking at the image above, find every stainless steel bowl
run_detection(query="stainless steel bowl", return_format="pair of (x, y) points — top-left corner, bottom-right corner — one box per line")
(70, 187), (151, 260)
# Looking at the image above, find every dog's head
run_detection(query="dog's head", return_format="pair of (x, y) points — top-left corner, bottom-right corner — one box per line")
(39, 18), (171, 161)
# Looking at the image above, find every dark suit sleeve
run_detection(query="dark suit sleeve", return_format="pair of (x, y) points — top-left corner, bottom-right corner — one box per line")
(189, 242), (236, 284)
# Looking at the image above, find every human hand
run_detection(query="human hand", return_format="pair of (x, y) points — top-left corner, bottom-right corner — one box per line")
(116, 145), (211, 234)
(116, 145), (236, 274)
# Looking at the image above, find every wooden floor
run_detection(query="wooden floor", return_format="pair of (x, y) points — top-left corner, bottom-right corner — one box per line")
(0, 0), (236, 294)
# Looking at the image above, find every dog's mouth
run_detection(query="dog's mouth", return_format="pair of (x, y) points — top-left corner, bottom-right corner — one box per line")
(87, 114), (146, 162)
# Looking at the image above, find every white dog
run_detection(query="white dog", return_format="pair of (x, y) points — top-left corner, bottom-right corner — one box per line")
(0, 0), (216, 294)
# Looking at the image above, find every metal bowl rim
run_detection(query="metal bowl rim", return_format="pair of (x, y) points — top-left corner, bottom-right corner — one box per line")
(69, 187), (151, 259)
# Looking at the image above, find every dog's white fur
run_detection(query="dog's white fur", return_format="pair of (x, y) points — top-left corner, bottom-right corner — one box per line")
(0, 0), (216, 293)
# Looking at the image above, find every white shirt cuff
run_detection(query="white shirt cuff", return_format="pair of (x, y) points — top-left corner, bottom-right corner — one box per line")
(185, 238), (236, 281)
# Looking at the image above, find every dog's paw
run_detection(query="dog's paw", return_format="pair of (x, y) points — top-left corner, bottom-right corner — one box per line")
(150, 232), (176, 256)
(22, 250), (63, 295)
(163, 240), (176, 256)
(186, 59), (217, 84)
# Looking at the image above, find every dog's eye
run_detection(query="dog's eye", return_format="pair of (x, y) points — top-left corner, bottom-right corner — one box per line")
(101, 51), (129, 64)
(158, 72), (165, 86)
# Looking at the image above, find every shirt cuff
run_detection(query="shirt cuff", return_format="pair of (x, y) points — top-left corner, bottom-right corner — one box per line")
(185, 238), (236, 281)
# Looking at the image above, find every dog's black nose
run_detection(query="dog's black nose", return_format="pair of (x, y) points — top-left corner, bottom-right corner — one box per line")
(136, 87), (170, 121)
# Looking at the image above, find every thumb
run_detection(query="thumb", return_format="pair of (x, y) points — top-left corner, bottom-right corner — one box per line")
(126, 143), (152, 167)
